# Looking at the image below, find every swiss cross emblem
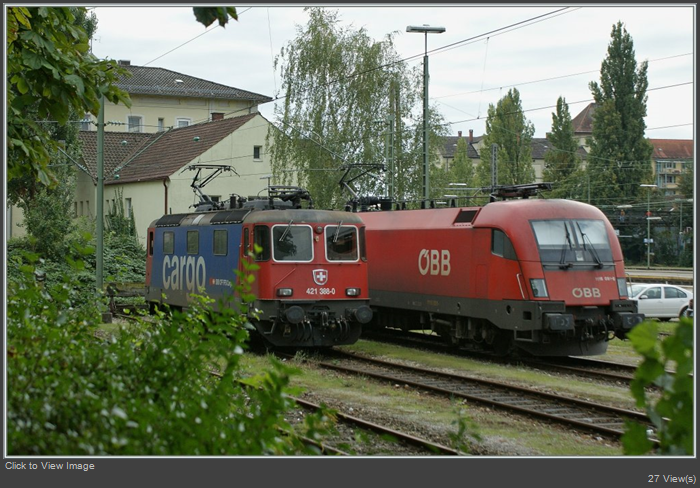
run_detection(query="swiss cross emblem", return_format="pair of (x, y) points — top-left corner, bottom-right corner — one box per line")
(313, 269), (328, 286)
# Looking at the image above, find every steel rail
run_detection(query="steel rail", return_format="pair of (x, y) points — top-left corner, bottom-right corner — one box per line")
(322, 350), (658, 444)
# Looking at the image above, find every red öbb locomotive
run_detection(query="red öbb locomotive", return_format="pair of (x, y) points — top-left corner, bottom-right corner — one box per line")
(359, 185), (644, 356)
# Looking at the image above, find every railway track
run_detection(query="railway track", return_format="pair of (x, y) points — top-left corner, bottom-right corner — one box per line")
(361, 328), (647, 387)
(212, 361), (461, 456)
(292, 395), (462, 455)
(318, 350), (658, 445)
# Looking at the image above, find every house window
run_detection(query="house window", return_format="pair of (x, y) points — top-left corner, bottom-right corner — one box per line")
(176, 118), (191, 128)
(128, 115), (143, 133)
(211, 112), (225, 121)
(80, 114), (92, 131)
(158, 118), (165, 132)
(125, 198), (132, 218)
(253, 145), (262, 161)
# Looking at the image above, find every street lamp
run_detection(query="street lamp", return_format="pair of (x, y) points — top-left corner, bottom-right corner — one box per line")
(640, 184), (658, 269)
(407, 24), (445, 203)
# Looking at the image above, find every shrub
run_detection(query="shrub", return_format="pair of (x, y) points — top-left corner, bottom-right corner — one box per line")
(7, 259), (332, 455)
(622, 319), (694, 455)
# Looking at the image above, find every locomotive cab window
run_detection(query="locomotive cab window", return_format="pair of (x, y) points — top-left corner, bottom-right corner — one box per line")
(272, 224), (313, 262)
(531, 219), (613, 267)
(492, 229), (517, 260)
(163, 231), (174, 255)
(187, 231), (199, 255)
(325, 225), (359, 261)
(254, 225), (270, 261)
(213, 229), (228, 256)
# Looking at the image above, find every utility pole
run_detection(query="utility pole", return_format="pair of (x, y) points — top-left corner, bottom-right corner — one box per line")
(96, 95), (105, 291)
(491, 144), (498, 188)
(407, 25), (445, 203)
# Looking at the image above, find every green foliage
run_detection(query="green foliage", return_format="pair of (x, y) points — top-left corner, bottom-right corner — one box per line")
(677, 164), (693, 200)
(7, 7), (131, 188)
(7, 258), (332, 455)
(586, 21), (653, 207)
(192, 7), (238, 27)
(105, 188), (138, 240)
(447, 137), (475, 190)
(268, 7), (433, 209)
(16, 165), (77, 260)
(543, 97), (584, 199)
(622, 320), (694, 455)
(476, 88), (536, 187)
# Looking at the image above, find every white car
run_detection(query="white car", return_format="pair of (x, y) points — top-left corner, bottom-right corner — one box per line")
(627, 283), (694, 321)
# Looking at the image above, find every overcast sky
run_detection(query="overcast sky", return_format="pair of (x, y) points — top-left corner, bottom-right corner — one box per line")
(91, 4), (695, 141)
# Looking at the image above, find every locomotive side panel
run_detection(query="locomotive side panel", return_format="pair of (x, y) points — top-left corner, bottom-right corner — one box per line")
(361, 199), (643, 356)
(146, 223), (242, 309)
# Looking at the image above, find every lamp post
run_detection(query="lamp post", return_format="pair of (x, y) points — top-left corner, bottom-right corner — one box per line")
(407, 24), (445, 203)
(640, 184), (658, 269)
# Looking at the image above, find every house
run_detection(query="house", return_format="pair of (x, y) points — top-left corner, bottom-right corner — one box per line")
(648, 139), (694, 197)
(75, 113), (275, 247)
(570, 102), (596, 151)
(8, 62), (274, 242)
(439, 103), (692, 195)
(439, 129), (578, 184)
(80, 60), (272, 133)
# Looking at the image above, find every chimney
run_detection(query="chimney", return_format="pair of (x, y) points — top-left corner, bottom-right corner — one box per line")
(469, 129), (473, 143)
(458, 131), (462, 138)
(118, 60), (131, 66)
(211, 112), (224, 121)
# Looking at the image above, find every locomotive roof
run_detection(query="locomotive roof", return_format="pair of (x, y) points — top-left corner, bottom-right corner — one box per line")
(244, 209), (364, 225)
(151, 208), (363, 227)
(361, 199), (609, 231)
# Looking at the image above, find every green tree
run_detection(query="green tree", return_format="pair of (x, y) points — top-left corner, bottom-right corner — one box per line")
(476, 88), (535, 188)
(448, 136), (475, 189)
(267, 7), (432, 209)
(677, 163), (693, 200)
(543, 97), (584, 199)
(7, 7), (131, 188)
(586, 21), (653, 207)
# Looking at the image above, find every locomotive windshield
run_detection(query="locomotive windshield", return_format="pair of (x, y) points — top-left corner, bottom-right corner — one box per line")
(272, 224), (313, 261)
(326, 225), (359, 261)
(531, 219), (613, 268)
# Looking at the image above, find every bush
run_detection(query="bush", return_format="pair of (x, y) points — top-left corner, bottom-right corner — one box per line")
(622, 319), (694, 455)
(7, 260), (333, 455)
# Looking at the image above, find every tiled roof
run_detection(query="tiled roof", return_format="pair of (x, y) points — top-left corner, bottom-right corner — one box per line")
(648, 139), (694, 160)
(79, 113), (259, 185)
(571, 102), (597, 134)
(116, 64), (272, 103)
(441, 135), (481, 159)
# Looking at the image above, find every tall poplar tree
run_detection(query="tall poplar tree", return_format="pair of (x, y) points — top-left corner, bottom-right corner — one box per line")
(586, 21), (653, 207)
(543, 96), (583, 199)
(268, 7), (440, 209)
(476, 88), (535, 188)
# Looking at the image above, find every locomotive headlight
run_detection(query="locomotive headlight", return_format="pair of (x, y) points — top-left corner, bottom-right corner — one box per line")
(277, 288), (293, 297)
(345, 288), (361, 297)
(617, 278), (629, 298)
(530, 279), (549, 298)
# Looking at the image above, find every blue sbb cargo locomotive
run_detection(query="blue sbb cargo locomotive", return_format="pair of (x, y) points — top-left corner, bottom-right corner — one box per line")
(145, 186), (372, 347)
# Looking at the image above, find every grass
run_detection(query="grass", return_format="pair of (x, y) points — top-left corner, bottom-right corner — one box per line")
(240, 344), (630, 456)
